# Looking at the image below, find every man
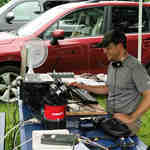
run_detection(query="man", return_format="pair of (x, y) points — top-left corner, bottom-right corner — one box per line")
(70, 29), (150, 134)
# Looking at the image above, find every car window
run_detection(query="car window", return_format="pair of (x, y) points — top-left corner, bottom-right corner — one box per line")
(43, 1), (68, 11)
(42, 7), (104, 40)
(18, 3), (82, 37)
(11, 1), (40, 20)
(111, 6), (149, 33)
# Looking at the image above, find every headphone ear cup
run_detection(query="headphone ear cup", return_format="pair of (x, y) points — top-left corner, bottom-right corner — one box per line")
(112, 61), (122, 68)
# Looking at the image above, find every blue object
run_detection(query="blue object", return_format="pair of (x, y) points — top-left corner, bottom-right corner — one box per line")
(18, 101), (147, 150)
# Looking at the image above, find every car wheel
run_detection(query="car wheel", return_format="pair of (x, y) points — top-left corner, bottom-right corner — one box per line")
(0, 65), (20, 103)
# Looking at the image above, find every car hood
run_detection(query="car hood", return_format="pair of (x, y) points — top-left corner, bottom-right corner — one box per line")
(0, 32), (17, 44)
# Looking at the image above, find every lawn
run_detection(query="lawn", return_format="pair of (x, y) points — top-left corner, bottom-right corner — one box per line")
(0, 102), (20, 150)
(0, 95), (150, 150)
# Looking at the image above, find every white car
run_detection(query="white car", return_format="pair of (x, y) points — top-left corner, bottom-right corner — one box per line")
(0, 0), (83, 32)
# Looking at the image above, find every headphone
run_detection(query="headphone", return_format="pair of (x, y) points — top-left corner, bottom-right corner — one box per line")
(112, 61), (123, 68)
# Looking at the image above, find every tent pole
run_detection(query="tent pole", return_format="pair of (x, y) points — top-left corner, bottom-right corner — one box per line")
(138, 0), (143, 63)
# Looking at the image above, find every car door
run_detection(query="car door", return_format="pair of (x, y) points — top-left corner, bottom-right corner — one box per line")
(109, 5), (150, 66)
(141, 6), (150, 65)
(41, 6), (108, 74)
(0, 0), (41, 32)
(108, 6), (139, 58)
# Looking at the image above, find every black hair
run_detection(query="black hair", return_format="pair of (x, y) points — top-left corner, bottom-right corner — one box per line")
(112, 30), (127, 49)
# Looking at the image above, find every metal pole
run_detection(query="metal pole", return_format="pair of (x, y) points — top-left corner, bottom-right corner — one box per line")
(20, 46), (27, 79)
(138, 0), (143, 63)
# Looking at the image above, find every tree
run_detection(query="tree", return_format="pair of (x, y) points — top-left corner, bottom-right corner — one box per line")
(0, 0), (10, 7)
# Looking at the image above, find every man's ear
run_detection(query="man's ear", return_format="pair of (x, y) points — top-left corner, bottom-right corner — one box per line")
(117, 43), (123, 49)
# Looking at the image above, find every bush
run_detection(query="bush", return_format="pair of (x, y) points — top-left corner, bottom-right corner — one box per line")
(0, 0), (10, 7)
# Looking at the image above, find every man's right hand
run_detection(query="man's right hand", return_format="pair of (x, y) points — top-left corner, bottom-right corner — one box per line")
(68, 81), (109, 95)
(68, 82), (85, 89)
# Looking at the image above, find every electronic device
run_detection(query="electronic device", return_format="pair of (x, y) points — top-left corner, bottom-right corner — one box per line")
(32, 129), (76, 150)
(41, 134), (77, 146)
(49, 72), (74, 78)
(20, 76), (69, 129)
(24, 73), (54, 82)
(68, 87), (98, 104)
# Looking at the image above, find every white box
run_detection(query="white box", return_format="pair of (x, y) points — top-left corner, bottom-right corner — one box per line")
(32, 129), (74, 150)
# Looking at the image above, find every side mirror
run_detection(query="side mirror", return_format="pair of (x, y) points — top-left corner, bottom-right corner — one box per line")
(50, 29), (64, 45)
(6, 12), (15, 23)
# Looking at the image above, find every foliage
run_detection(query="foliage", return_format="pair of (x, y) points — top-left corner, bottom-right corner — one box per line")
(0, 0), (10, 7)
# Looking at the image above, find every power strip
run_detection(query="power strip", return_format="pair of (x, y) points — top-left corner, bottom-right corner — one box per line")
(32, 129), (75, 150)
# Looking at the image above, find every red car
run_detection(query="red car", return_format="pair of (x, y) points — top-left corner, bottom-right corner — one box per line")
(0, 1), (150, 102)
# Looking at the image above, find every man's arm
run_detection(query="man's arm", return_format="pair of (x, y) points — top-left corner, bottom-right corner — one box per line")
(69, 82), (109, 95)
(131, 90), (150, 120)
(114, 90), (150, 124)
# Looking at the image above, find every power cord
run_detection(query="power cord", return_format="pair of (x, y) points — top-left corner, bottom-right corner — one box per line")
(0, 122), (22, 145)
(13, 138), (32, 150)
(78, 136), (109, 150)
(13, 118), (41, 148)
(0, 118), (41, 145)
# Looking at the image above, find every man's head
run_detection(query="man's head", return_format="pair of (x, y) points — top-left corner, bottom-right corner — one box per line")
(97, 30), (127, 61)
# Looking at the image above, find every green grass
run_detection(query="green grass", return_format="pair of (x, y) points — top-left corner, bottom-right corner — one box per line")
(138, 111), (150, 145)
(0, 102), (20, 150)
(0, 95), (150, 150)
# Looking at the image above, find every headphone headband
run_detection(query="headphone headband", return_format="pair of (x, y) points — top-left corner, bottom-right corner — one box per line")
(112, 61), (122, 68)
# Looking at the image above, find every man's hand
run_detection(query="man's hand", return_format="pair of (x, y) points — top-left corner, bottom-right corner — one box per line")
(113, 113), (140, 134)
(67, 81), (109, 95)
(68, 82), (85, 89)
(113, 113), (135, 124)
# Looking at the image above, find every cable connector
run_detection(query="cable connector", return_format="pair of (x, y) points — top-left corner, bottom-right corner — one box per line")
(24, 118), (41, 124)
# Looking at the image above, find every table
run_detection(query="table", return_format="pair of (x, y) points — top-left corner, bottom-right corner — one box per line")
(18, 100), (148, 150)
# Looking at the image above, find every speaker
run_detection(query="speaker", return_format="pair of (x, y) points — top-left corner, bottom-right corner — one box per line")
(112, 61), (123, 68)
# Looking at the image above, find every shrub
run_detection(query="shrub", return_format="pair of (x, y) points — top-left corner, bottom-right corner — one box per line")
(0, 0), (10, 7)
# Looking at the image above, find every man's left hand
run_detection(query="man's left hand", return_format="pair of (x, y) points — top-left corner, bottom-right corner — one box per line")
(113, 113), (140, 134)
(113, 113), (135, 124)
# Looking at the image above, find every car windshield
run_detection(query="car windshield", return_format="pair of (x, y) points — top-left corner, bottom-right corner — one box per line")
(17, 3), (82, 37)
(0, 0), (18, 15)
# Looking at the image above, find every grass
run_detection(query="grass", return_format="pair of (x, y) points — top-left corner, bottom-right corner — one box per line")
(138, 111), (150, 145)
(0, 102), (20, 150)
(0, 95), (150, 150)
